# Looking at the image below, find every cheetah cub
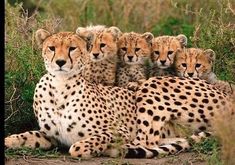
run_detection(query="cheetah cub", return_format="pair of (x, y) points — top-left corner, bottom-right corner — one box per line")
(116, 32), (153, 90)
(175, 47), (234, 94)
(76, 25), (122, 86)
(150, 34), (187, 77)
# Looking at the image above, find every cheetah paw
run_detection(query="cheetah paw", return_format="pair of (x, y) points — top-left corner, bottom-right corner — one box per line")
(127, 82), (139, 91)
(5, 135), (23, 149)
(69, 142), (92, 158)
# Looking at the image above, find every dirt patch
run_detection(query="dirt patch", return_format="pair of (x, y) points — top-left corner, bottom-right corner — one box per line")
(5, 152), (206, 165)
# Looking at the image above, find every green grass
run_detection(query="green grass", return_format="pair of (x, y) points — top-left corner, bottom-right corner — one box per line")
(191, 137), (224, 165)
(5, 147), (61, 159)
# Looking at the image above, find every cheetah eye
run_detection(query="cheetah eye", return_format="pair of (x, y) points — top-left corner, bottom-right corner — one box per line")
(135, 48), (140, 52)
(195, 63), (201, 68)
(48, 46), (55, 51)
(121, 47), (127, 51)
(154, 51), (160, 55)
(181, 63), (187, 67)
(168, 51), (174, 55)
(69, 47), (77, 52)
(100, 43), (106, 48)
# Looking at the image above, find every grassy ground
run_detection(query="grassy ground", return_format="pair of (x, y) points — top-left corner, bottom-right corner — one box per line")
(5, 0), (235, 164)
(3, 137), (223, 165)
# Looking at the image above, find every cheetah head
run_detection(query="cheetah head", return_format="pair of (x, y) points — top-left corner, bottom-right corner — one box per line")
(76, 26), (122, 62)
(151, 34), (187, 69)
(118, 32), (153, 65)
(175, 48), (216, 78)
(35, 29), (88, 76)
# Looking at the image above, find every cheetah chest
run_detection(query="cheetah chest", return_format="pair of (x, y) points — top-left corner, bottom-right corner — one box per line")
(33, 75), (100, 146)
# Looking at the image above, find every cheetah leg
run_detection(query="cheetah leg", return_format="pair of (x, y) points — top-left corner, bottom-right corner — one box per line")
(5, 131), (56, 149)
(69, 132), (114, 158)
(132, 121), (165, 148)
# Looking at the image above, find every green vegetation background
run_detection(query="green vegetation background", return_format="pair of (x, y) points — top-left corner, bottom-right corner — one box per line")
(5, 0), (235, 136)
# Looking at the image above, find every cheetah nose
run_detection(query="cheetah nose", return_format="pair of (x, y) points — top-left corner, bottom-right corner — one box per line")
(127, 56), (133, 61)
(160, 60), (166, 65)
(188, 72), (194, 77)
(56, 60), (66, 67)
(93, 53), (99, 58)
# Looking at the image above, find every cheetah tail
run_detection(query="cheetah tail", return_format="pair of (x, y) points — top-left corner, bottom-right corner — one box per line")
(124, 139), (190, 158)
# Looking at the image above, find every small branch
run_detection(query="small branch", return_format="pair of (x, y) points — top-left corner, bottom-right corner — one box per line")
(5, 86), (20, 122)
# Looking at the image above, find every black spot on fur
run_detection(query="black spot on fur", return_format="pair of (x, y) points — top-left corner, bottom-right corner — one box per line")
(207, 106), (213, 110)
(143, 120), (149, 127)
(171, 143), (183, 151)
(75, 146), (80, 151)
(154, 130), (159, 136)
(169, 79), (176, 83)
(199, 126), (206, 131)
(139, 107), (146, 113)
(188, 112), (194, 117)
(185, 86), (192, 90)
(163, 95), (170, 100)
(160, 146), (169, 152)
(150, 84), (157, 89)
(158, 105), (164, 111)
(202, 99), (209, 103)
(162, 87), (168, 93)
(212, 99), (218, 103)
(146, 99), (153, 104)
(209, 93), (215, 97)
(154, 96), (161, 102)
(35, 142), (40, 148)
(136, 97), (143, 102)
(141, 88), (148, 93)
(153, 116), (160, 121)
(78, 132), (84, 137)
(198, 109), (204, 114)
(174, 101), (182, 106)
(179, 95), (187, 99)
(147, 110), (153, 116)
(192, 98), (198, 102)
(174, 88), (181, 93)
(195, 92), (201, 97)
(44, 124), (51, 130)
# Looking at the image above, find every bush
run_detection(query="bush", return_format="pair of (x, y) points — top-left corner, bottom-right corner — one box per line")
(5, 2), (62, 135)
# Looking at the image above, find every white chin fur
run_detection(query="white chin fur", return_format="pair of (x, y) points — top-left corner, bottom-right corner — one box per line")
(158, 65), (169, 69)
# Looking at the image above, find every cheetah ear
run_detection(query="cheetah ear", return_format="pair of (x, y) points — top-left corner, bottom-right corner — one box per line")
(142, 32), (154, 44)
(176, 34), (187, 48)
(174, 48), (184, 60)
(76, 27), (94, 43)
(204, 49), (216, 63)
(106, 26), (122, 40)
(35, 29), (51, 49)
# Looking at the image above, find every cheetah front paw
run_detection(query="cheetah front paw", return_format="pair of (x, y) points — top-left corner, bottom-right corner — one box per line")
(5, 131), (55, 149)
(5, 135), (23, 149)
(127, 82), (139, 91)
